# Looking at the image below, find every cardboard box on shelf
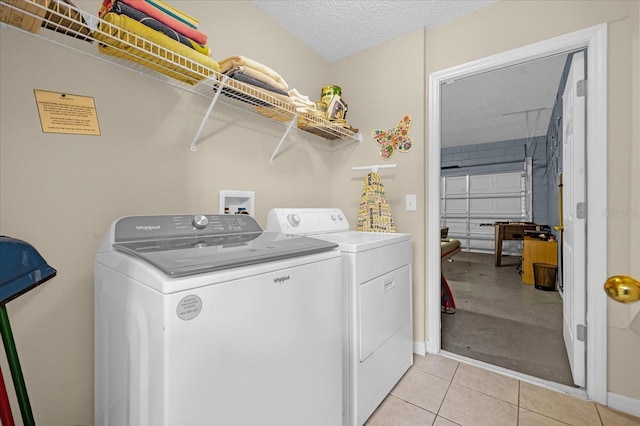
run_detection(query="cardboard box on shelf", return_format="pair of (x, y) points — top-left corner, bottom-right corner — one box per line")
(0, 0), (49, 34)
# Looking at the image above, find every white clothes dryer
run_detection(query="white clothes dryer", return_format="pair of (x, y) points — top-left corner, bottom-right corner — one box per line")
(95, 214), (343, 426)
(267, 208), (413, 426)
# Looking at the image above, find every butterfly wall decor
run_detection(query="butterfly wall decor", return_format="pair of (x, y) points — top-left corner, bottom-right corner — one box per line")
(372, 115), (413, 160)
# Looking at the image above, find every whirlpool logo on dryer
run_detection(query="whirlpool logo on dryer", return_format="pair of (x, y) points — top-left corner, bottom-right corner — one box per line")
(273, 275), (290, 285)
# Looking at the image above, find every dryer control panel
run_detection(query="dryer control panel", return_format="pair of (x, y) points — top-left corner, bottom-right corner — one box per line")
(267, 208), (350, 235)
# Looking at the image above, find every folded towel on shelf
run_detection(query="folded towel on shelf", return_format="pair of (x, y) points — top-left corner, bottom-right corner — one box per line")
(288, 88), (316, 113)
(110, 1), (210, 56)
(226, 70), (289, 96)
(99, 0), (208, 45)
(223, 65), (287, 93)
(95, 12), (219, 85)
(99, 0), (111, 17)
(144, 0), (198, 29)
(217, 72), (292, 108)
(219, 56), (288, 91)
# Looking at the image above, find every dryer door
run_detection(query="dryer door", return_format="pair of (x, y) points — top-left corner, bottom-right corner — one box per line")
(359, 265), (411, 361)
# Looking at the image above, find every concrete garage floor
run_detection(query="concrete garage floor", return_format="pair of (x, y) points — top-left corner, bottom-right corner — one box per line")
(441, 251), (575, 387)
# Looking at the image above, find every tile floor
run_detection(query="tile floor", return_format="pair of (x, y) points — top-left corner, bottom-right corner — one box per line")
(365, 354), (640, 426)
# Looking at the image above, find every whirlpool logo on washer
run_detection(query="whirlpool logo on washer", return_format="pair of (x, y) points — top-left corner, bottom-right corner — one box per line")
(135, 225), (161, 231)
(273, 275), (290, 285)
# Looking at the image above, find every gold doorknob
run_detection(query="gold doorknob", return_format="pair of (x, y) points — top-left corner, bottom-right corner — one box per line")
(604, 275), (640, 303)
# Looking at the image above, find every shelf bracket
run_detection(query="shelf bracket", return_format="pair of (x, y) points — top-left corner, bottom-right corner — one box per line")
(190, 74), (230, 152)
(269, 112), (299, 165)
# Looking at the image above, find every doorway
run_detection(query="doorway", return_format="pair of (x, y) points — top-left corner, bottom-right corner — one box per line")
(438, 52), (575, 387)
(426, 24), (608, 403)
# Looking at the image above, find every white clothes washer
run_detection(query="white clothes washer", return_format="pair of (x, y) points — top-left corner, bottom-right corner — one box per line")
(95, 214), (344, 426)
(267, 208), (413, 426)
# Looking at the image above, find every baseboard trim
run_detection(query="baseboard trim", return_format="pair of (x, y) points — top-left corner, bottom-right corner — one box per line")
(607, 392), (640, 417)
(413, 341), (426, 356)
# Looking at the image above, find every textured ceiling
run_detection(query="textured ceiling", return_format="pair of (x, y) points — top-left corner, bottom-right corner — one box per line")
(251, 0), (567, 147)
(441, 53), (568, 147)
(251, 0), (498, 63)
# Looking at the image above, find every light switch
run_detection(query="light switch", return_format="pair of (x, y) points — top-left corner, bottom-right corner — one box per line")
(405, 194), (417, 211)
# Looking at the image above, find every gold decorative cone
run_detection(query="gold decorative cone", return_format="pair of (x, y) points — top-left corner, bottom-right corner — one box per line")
(356, 172), (395, 233)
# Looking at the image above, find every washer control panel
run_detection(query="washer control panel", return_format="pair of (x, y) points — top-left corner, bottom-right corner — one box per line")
(114, 214), (262, 242)
(267, 208), (350, 235)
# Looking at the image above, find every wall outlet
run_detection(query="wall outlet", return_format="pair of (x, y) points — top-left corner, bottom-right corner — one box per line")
(406, 194), (417, 211)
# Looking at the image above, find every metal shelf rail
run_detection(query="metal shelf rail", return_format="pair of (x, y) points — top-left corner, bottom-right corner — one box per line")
(0, 0), (361, 163)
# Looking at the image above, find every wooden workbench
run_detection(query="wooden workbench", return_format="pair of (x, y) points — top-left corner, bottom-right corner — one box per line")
(493, 223), (538, 266)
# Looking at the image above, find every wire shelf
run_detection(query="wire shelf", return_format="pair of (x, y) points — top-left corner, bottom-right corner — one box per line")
(0, 0), (361, 149)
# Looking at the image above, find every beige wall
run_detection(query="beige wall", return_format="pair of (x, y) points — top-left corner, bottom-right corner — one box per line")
(0, 0), (638, 424)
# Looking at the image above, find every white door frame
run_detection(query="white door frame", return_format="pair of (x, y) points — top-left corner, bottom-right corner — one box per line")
(426, 24), (608, 403)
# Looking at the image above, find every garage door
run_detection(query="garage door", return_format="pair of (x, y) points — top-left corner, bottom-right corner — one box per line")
(441, 160), (532, 254)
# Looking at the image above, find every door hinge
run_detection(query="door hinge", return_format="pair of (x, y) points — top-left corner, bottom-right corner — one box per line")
(577, 202), (587, 219)
(577, 79), (587, 97)
(577, 324), (587, 342)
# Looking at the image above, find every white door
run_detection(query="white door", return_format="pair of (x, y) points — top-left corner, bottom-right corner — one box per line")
(562, 50), (586, 387)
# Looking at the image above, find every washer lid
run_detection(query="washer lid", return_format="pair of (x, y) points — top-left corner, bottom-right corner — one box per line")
(114, 232), (337, 277)
(110, 214), (338, 277)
